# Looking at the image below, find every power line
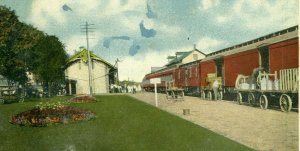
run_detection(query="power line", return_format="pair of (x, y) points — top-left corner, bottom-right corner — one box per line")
(92, 70), (116, 80)
(92, 58), (121, 81)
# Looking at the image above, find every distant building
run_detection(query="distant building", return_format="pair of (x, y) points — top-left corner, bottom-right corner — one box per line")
(65, 48), (117, 95)
(165, 45), (206, 67)
(0, 75), (9, 91)
(148, 45), (206, 74)
(151, 67), (164, 72)
(0, 73), (43, 97)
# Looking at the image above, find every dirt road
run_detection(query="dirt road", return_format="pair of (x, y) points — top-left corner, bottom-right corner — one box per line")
(128, 92), (298, 151)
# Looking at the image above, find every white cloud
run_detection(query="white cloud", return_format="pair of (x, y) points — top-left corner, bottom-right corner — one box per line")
(171, 45), (195, 53)
(64, 36), (84, 54)
(104, 0), (145, 16)
(215, 15), (229, 24)
(30, 1), (68, 29)
(121, 16), (183, 37)
(118, 48), (176, 82)
(245, 0), (298, 29)
(196, 37), (226, 52)
(29, 0), (145, 30)
(155, 23), (182, 36)
(64, 31), (102, 55)
(121, 15), (142, 31)
(76, 0), (101, 11)
(118, 43), (201, 82)
(230, 0), (298, 29)
(199, 0), (220, 10)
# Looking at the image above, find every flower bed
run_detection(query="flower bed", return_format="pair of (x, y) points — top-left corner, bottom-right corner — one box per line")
(68, 95), (97, 103)
(10, 102), (96, 127)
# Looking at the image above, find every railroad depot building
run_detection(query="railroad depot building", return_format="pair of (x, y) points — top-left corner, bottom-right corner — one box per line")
(64, 48), (116, 95)
(165, 45), (206, 67)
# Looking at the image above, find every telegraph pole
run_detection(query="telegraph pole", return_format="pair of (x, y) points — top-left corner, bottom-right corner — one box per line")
(115, 58), (120, 85)
(81, 22), (95, 95)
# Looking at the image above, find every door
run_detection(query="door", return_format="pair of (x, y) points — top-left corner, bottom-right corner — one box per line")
(259, 46), (269, 72)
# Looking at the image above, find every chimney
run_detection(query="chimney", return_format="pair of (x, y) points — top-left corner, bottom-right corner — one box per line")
(193, 44), (197, 50)
(167, 56), (176, 62)
(79, 46), (84, 50)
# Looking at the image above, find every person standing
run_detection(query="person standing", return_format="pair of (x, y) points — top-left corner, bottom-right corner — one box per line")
(213, 79), (219, 100)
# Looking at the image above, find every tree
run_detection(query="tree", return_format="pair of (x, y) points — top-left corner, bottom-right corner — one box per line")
(15, 23), (44, 69)
(32, 35), (68, 96)
(0, 6), (67, 97)
(0, 6), (28, 87)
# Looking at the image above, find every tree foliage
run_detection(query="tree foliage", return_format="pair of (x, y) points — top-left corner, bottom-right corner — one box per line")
(0, 6), (68, 96)
(0, 6), (28, 85)
(32, 35), (67, 95)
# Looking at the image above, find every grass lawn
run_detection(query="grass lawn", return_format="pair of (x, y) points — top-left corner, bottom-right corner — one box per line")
(0, 95), (253, 151)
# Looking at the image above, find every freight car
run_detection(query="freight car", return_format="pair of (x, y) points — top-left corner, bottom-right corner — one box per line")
(142, 25), (298, 112)
(207, 26), (298, 112)
(142, 67), (175, 93)
(176, 61), (201, 96)
(232, 33), (299, 112)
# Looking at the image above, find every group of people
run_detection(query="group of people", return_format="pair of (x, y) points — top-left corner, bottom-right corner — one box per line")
(110, 84), (141, 94)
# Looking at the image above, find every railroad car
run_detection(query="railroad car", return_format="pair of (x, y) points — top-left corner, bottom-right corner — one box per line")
(176, 61), (200, 96)
(142, 25), (298, 112)
(142, 67), (175, 93)
(202, 26), (298, 112)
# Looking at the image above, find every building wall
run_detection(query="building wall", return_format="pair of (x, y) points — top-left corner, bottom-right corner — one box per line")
(269, 38), (299, 77)
(174, 68), (180, 87)
(182, 50), (205, 64)
(224, 49), (259, 87)
(65, 60), (89, 94)
(65, 60), (111, 94)
(92, 61), (110, 94)
(176, 68), (185, 87)
(179, 64), (199, 87)
(200, 60), (216, 87)
(189, 64), (200, 87)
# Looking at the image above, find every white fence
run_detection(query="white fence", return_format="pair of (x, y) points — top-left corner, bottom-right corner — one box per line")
(279, 68), (298, 91)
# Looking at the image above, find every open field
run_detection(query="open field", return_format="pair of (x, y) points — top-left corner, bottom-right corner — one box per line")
(0, 95), (252, 151)
(129, 92), (299, 151)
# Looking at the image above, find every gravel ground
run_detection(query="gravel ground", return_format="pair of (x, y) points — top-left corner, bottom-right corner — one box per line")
(128, 92), (298, 151)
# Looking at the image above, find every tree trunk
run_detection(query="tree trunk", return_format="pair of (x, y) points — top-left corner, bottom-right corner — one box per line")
(48, 82), (51, 97)
(43, 82), (48, 98)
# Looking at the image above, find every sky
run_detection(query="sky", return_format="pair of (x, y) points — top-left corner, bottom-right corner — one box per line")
(1, 0), (298, 82)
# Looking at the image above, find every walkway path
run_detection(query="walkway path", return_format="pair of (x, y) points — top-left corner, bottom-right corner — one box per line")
(128, 92), (298, 151)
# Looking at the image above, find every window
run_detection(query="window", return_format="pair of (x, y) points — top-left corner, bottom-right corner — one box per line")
(178, 71), (180, 79)
(193, 54), (198, 60)
(78, 61), (81, 70)
(185, 69), (188, 77)
(195, 67), (198, 77)
(189, 68), (192, 78)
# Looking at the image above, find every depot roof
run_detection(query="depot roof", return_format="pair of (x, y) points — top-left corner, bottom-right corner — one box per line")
(67, 48), (116, 69)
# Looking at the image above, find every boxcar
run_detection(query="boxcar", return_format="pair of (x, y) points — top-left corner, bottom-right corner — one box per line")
(142, 25), (298, 112)
(220, 26), (298, 112)
(177, 61), (200, 96)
